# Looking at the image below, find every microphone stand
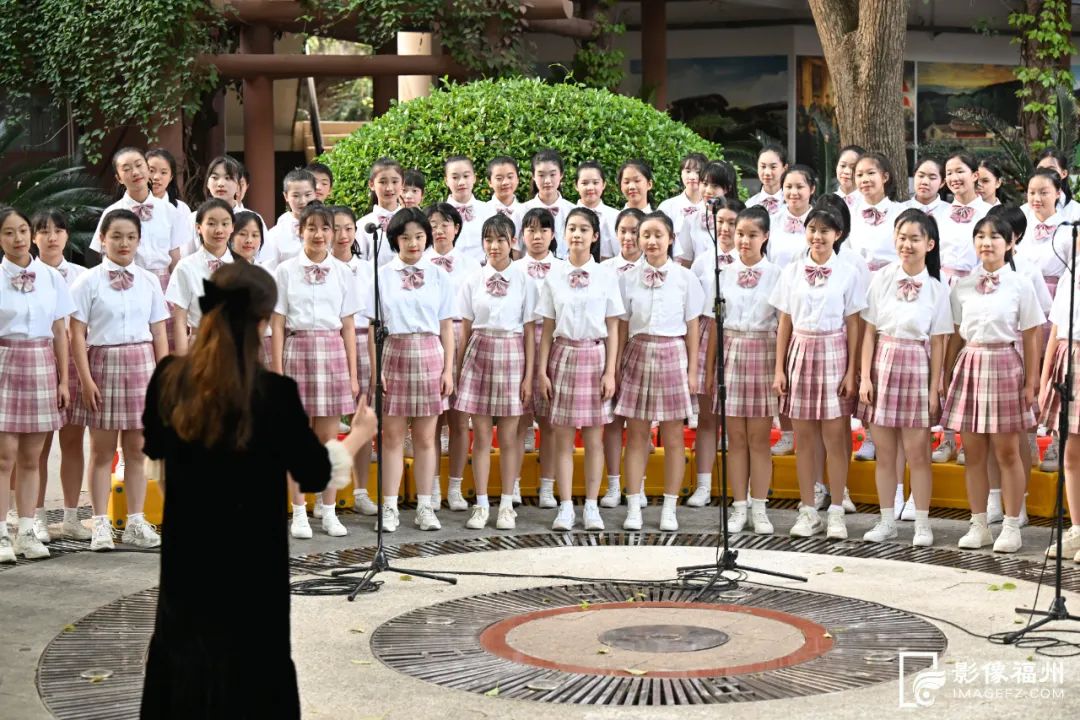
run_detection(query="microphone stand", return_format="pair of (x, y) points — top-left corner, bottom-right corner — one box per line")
(331, 222), (456, 599)
(1005, 221), (1079, 639)
(677, 198), (806, 597)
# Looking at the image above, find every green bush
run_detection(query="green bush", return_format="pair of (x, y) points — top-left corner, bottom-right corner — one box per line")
(325, 78), (726, 212)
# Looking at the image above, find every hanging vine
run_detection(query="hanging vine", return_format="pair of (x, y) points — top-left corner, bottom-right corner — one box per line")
(1009, 0), (1075, 151)
(572, 0), (626, 92)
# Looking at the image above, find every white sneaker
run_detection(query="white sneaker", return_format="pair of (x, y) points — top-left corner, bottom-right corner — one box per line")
(686, 484), (711, 508)
(893, 486), (906, 520)
(122, 520), (161, 548)
(1029, 434), (1040, 468)
(1048, 526), (1080, 558)
(431, 483), (442, 512)
(986, 492), (1004, 524)
(447, 489), (469, 511)
(439, 426), (449, 456)
(957, 518), (993, 549)
(552, 505), (575, 531)
(290, 512), (313, 539)
(932, 436), (956, 464)
(5, 509), (17, 529)
(750, 504), (774, 534)
(62, 517), (92, 541)
(465, 505), (489, 529)
(600, 483), (621, 508)
(956, 447), (966, 466)
(826, 507), (848, 540)
(912, 519), (934, 547)
(1040, 440), (1060, 473)
(854, 439), (876, 461)
(623, 505), (643, 531)
(496, 504), (517, 530)
(90, 518), (115, 551)
(813, 482), (830, 510)
(583, 504), (605, 531)
(900, 495), (917, 521)
(538, 485), (557, 509)
(33, 509), (50, 543)
(841, 488), (856, 514)
(771, 431), (795, 456)
(313, 501), (324, 519)
(0, 534), (14, 563)
(321, 509), (348, 537)
(727, 504), (747, 533)
(638, 490), (648, 508)
(790, 506), (824, 537)
(14, 528), (49, 559)
(379, 506), (400, 533)
(523, 429), (537, 453)
(512, 478), (522, 505)
(353, 491), (378, 516)
(1018, 503), (1029, 528)
(993, 523), (1022, 553)
(659, 504), (679, 532)
(862, 519), (897, 543)
(415, 504), (441, 531)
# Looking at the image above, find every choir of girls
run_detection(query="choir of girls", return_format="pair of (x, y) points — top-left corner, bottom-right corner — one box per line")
(10, 144), (1080, 567)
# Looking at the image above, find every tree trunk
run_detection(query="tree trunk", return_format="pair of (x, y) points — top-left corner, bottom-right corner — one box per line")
(1018, 0), (1072, 147)
(807, 0), (910, 198)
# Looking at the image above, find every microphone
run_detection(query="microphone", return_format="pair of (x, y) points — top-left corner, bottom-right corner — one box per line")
(706, 197), (724, 208)
(365, 222), (378, 234)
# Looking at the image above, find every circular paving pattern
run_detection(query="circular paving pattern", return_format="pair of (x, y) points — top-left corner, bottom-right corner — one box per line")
(370, 582), (946, 705)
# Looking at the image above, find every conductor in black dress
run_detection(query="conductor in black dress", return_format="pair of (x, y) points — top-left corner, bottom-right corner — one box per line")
(139, 262), (377, 719)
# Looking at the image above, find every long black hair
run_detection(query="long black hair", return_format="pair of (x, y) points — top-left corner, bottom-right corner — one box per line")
(972, 213), (1017, 271)
(146, 148), (182, 206)
(893, 208), (942, 280)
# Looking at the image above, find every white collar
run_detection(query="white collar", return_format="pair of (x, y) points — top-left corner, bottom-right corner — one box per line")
(483, 261), (513, 277)
(122, 191), (155, 207)
(200, 246), (233, 263)
(103, 256), (135, 272)
(1, 256), (34, 275)
(300, 250), (332, 267)
(447, 195), (478, 207)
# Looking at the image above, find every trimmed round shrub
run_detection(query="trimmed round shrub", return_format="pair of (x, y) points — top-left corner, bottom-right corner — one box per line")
(325, 77), (725, 212)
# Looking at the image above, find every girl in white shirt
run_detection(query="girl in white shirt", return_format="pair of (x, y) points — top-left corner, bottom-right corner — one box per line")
(941, 214), (1044, 554)
(659, 153), (708, 261)
(485, 157), (523, 244)
(457, 215), (537, 530)
(904, 158), (946, 216)
(260, 169), (316, 270)
(850, 152), (900, 271)
(976, 159), (1005, 208)
(517, 150), (576, 257)
(146, 148), (194, 256)
(425, 203), (482, 511)
(512, 208), (564, 508)
(227, 212), (271, 364)
(272, 204), (361, 540)
(329, 206), (378, 518)
(616, 212), (703, 533)
(27, 210), (88, 544)
(0, 208), (73, 562)
(746, 145), (788, 215)
(166, 199), (234, 355)
(675, 160), (737, 267)
(70, 209), (169, 552)
(768, 165), (817, 269)
(373, 207), (456, 533)
(859, 210), (953, 547)
(770, 205), (865, 541)
(443, 156), (495, 264)
(1019, 169), (1072, 302)
(834, 144), (864, 208)
(707, 206), (781, 534)
(686, 196), (744, 508)
(1036, 147), (1080, 222)
(360, 157), (404, 265)
(575, 161), (620, 261)
(183, 156), (268, 256)
(538, 208), (624, 531)
(618, 159), (655, 214)
(600, 208), (645, 509)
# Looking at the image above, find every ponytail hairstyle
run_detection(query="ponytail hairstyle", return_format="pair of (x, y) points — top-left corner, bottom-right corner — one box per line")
(328, 205), (362, 257)
(0, 206), (33, 238)
(758, 143), (789, 166)
(425, 202), (464, 245)
(640, 210), (676, 258)
(1036, 147), (1073, 204)
(564, 206), (602, 262)
(111, 146), (149, 201)
(156, 262), (277, 450)
(779, 163), (819, 204)
(530, 148), (565, 197)
(575, 160), (607, 183)
(986, 204), (1027, 246)
(617, 158), (656, 208)
(857, 151), (898, 200)
(146, 148), (181, 206)
(228, 211), (265, 257)
(972, 213), (1017, 270)
(368, 156), (405, 209)
(814, 193), (851, 248)
(736, 205), (771, 256)
(893, 208), (942, 280)
(701, 161), (738, 198)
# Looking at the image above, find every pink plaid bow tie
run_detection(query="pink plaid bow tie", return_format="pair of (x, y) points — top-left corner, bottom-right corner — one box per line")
(896, 277), (922, 302)
(976, 272), (1000, 294)
(485, 274), (509, 297)
(784, 216), (805, 234)
(108, 268), (134, 291)
(950, 205), (975, 223)
(617, 262), (636, 275)
(682, 206), (699, 216)
(291, 220), (300, 235)
(1035, 223), (1057, 241)
(546, 206), (560, 217)
(737, 268), (760, 289)
(10, 270), (35, 293)
(861, 207), (886, 226)
(58, 267), (68, 279)
(207, 258), (225, 273)
(455, 204), (475, 222)
(761, 197), (779, 214)
(700, 212), (714, 231)
(399, 266), (425, 290)
(844, 193), (857, 207)
(303, 265), (329, 284)
(431, 255), (454, 273)
(568, 268), (590, 289)
(496, 207), (513, 217)
(527, 261), (551, 279)
(131, 203), (153, 222)
(643, 266), (666, 288)
(804, 265), (831, 287)
(378, 214), (391, 231)
(717, 252), (734, 267)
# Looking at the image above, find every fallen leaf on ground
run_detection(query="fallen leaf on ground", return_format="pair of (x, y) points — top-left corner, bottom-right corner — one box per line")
(832, 566), (844, 573)
(597, 647), (610, 655)
(484, 686), (500, 697)
(624, 668), (648, 676)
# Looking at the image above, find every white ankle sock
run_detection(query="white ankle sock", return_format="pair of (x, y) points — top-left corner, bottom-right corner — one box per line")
(828, 504), (843, 513)
(475, 494), (489, 508)
(750, 497), (767, 510)
(662, 494), (678, 510)
(732, 500), (747, 510)
(695, 473), (711, 490)
(1003, 515), (1020, 529)
(417, 494), (432, 509)
(878, 509), (896, 526)
(540, 478), (554, 493)
(915, 510), (930, 522)
(448, 477), (463, 493)
(291, 504), (306, 517)
(584, 498), (598, 510)
(500, 494), (514, 507)
(971, 511), (987, 526)
(384, 496), (398, 510)
(63, 507), (79, 521)
(128, 512), (145, 524)
(18, 517), (33, 533)
(606, 474), (620, 490)
(560, 500), (573, 512)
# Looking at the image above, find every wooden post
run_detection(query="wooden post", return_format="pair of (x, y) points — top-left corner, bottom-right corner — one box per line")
(372, 41), (398, 117)
(239, 24), (276, 223)
(640, 0), (667, 110)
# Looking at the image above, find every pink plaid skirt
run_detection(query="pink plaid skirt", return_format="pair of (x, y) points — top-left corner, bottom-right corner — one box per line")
(64, 354), (81, 426)
(782, 329), (853, 421)
(152, 269), (176, 353)
(695, 316), (713, 399)
(548, 337), (613, 427)
(455, 330), (526, 418)
(69, 342), (154, 430)
(941, 343), (1034, 433)
(0, 338), (63, 434)
(355, 328), (372, 403)
(260, 335), (272, 367)
(528, 321), (549, 419)
(861, 336), (934, 428)
(284, 330), (355, 418)
(1039, 342), (1080, 433)
(614, 335), (693, 422)
(382, 333), (448, 418)
(721, 330), (777, 418)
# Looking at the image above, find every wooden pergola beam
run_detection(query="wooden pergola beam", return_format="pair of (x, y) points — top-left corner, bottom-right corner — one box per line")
(215, 0), (573, 25)
(199, 53), (470, 79)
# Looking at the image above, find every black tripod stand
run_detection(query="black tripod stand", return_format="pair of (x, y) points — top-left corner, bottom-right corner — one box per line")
(1005, 222), (1079, 640)
(678, 199), (806, 597)
(331, 223), (456, 600)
